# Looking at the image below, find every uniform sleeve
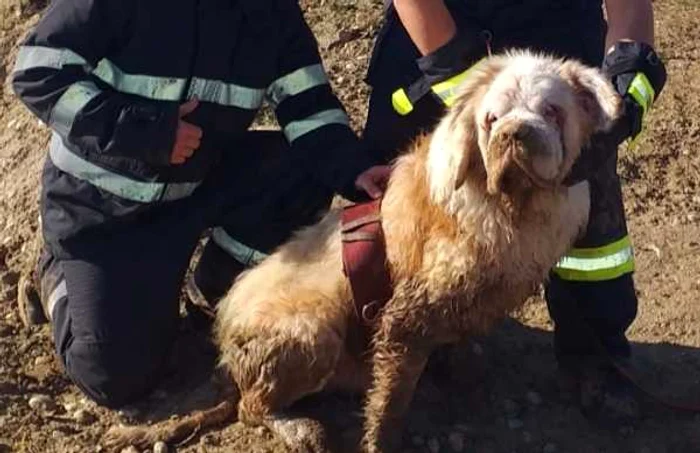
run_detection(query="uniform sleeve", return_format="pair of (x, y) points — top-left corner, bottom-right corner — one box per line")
(268, 0), (377, 199)
(11, 0), (178, 166)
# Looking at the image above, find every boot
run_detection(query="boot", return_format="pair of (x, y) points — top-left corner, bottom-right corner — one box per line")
(558, 354), (640, 428)
(17, 247), (62, 327)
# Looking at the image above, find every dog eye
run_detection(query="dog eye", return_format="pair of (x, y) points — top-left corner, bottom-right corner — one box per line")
(482, 112), (498, 131)
(543, 104), (565, 129)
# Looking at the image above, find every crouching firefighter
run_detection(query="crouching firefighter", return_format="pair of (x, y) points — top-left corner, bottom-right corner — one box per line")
(12, 0), (390, 408)
(361, 0), (666, 424)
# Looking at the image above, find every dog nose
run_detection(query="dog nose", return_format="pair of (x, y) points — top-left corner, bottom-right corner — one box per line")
(512, 123), (533, 142)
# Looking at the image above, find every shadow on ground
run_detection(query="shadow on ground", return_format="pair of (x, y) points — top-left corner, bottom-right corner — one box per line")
(127, 314), (700, 453)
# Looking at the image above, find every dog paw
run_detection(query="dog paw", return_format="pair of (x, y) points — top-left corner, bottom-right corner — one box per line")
(265, 415), (331, 453)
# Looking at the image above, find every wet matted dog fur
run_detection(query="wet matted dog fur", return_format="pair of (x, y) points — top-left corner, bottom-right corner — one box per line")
(105, 50), (622, 452)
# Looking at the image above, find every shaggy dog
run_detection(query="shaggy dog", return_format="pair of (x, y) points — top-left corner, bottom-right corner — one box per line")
(105, 50), (621, 453)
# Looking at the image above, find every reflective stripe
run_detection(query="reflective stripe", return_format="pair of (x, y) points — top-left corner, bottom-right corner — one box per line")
(49, 134), (201, 203)
(284, 109), (349, 142)
(189, 77), (265, 109)
(391, 58), (484, 114)
(92, 59), (265, 108)
(46, 280), (67, 322)
(391, 88), (414, 116)
(267, 64), (328, 106)
(51, 81), (102, 137)
(211, 227), (268, 266)
(13, 46), (91, 72)
(627, 72), (655, 116)
(553, 236), (635, 282)
(431, 59), (484, 107)
(92, 59), (186, 101)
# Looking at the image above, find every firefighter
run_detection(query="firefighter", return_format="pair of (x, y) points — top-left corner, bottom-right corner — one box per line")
(12, 0), (390, 408)
(362, 0), (667, 422)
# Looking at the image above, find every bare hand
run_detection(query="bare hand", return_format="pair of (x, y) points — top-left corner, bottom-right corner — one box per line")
(354, 165), (392, 199)
(170, 98), (202, 165)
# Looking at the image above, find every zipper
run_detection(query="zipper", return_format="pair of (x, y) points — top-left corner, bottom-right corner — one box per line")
(162, 0), (201, 202)
(182, 0), (201, 102)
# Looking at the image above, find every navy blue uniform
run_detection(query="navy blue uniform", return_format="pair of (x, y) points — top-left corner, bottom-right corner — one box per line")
(363, 0), (637, 363)
(13, 0), (373, 407)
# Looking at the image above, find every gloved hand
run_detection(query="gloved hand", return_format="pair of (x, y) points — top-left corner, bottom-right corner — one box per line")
(392, 27), (489, 115)
(602, 41), (667, 143)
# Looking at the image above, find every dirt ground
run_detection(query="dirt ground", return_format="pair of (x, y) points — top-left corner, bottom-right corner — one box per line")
(1, 0), (699, 452)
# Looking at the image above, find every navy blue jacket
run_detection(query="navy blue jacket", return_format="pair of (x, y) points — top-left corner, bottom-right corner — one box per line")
(12, 0), (372, 213)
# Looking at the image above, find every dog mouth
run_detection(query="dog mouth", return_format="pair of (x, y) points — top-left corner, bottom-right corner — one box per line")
(486, 123), (564, 194)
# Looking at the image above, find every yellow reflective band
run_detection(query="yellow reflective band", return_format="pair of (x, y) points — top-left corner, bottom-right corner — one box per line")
(431, 58), (485, 107)
(553, 236), (635, 282)
(391, 88), (414, 116)
(627, 72), (655, 116)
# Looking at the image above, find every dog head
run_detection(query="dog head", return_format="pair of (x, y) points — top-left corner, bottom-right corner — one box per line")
(431, 50), (622, 198)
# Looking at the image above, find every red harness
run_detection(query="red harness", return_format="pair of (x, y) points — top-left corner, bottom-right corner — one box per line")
(341, 199), (393, 326)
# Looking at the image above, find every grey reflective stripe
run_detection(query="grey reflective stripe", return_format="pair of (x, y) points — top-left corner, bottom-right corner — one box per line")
(46, 280), (67, 322)
(92, 59), (186, 101)
(189, 77), (265, 109)
(13, 46), (91, 72)
(51, 81), (102, 137)
(211, 227), (268, 266)
(49, 134), (201, 203)
(267, 64), (328, 106)
(284, 109), (349, 142)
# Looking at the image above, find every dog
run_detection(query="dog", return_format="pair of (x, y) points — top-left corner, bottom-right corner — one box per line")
(104, 50), (622, 453)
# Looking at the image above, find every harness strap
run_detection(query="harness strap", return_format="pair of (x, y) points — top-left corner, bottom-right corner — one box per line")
(341, 199), (393, 326)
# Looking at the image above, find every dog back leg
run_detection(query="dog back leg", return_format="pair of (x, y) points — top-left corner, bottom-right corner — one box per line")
(220, 320), (344, 426)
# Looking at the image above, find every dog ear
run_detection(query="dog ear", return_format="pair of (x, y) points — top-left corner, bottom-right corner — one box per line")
(559, 60), (623, 133)
(453, 106), (481, 190)
(450, 64), (500, 190)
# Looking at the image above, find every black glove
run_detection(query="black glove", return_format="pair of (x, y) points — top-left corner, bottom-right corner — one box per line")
(416, 28), (489, 86)
(393, 28), (489, 114)
(602, 41), (667, 143)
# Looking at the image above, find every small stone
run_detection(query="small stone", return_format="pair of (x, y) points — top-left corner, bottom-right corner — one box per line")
(427, 437), (440, 453)
(153, 441), (169, 453)
(63, 402), (78, 413)
(73, 409), (96, 425)
(507, 418), (524, 430)
(471, 342), (484, 356)
(503, 399), (519, 416)
(526, 391), (543, 406)
(522, 431), (533, 443)
(120, 447), (139, 453)
(51, 430), (62, 439)
(543, 442), (557, 453)
(411, 435), (425, 446)
(28, 394), (56, 413)
(448, 432), (465, 452)
(34, 356), (52, 366)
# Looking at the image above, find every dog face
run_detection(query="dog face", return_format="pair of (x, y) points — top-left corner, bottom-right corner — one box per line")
(447, 51), (622, 195)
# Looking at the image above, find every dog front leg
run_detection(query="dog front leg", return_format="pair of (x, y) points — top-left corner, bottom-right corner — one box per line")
(360, 314), (432, 453)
